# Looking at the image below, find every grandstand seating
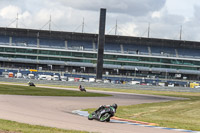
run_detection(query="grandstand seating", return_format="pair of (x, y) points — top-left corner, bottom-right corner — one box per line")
(12, 36), (37, 47)
(178, 48), (200, 58)
(123, 44), (149, 54)
(40, 38), (65, 48)
(0, 35), (9, 44)
(67, 40), (93, 51)
(150, 46), (176, 57)
(104, 43), (121, 53)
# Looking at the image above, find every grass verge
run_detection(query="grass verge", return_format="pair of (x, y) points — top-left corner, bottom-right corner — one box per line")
(83, 89), (200, 131)
(0, 119), (88, 133)
(116, 97), (200, 131)
(0, 84), (110, 97)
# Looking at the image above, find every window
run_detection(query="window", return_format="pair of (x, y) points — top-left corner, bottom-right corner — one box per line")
(49, 57), (60, 60)
(15, 55), (25, 58)
(39, 50), (49, 55)
(16, 48), (26, 53)
(49, 51), (56, 55)
(5, 48), (15, 52)
(26, 49), (37, 54)
(26, 56), (37, 59)
(72, 52), (83, 57)
(38, 56), (48, 60)
(104, 54), (116, 59)
(0, 47), (4, 52)
(84, 53), (96, 58)
(60, 51), (71, 56)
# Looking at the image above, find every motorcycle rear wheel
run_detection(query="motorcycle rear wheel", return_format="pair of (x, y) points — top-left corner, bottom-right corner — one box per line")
(100, 113), (111, 122)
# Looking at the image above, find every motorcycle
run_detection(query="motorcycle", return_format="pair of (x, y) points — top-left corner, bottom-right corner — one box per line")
(28, 82), (36, 87)
(88, 106), (116, 122)
(79, 86), (86, 92)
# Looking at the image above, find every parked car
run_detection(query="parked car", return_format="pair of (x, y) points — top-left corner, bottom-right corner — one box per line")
(60, 76), (67, 81)
(89, 78), (95, 82)
(129, 81), (140, 85)
(68, 77), (75, 82)
(52, 75), (60, 81)
(168, 83), (175, 87)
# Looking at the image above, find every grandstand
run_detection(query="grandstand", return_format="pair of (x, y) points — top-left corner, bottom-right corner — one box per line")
(0, 27), (200, 80)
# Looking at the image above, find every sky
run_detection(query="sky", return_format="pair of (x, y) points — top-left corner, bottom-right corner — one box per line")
(0, 0), (200, 41)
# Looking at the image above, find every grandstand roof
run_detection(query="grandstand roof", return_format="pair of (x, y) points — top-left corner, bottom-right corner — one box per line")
(0, 27), (200, 49)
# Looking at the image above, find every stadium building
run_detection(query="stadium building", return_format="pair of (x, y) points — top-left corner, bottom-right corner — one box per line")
(0, 27), (200, 80)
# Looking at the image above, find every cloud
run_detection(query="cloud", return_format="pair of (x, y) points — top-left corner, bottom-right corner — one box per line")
(1, 0), (200, 41)
(193, 5), (200, 21)
(117, 22), (138, 36)
(58, 0), (166, 16)
(0, 5), (32, 28)
(0, 5), (21, 19)
(152, 11), (161, 18)
(0, 0), (167, 31)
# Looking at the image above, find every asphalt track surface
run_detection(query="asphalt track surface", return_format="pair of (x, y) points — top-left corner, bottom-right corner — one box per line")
(0, 83), (187, 133)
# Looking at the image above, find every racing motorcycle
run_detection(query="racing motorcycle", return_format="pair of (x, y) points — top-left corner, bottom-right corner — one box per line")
(79, 85), (86, 92)
(88, 106), (116, 122)
(28, 82), (36, 87)
(80, 87), (86, 92)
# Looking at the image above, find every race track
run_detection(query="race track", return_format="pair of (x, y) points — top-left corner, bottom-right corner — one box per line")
(0, 84), (186, 133)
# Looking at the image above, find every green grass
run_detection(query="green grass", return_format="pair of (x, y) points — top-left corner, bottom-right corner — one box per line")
(116, 97), (200, 131)
(0, 119), (89, 133)
(0, 84), (111, 97)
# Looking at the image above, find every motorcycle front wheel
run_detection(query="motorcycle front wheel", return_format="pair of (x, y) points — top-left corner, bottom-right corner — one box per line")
(100, 113), (111, 122)
(88, 114), (93, 120)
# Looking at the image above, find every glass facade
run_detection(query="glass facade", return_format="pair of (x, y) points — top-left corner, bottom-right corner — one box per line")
(0, 46), (200, 71)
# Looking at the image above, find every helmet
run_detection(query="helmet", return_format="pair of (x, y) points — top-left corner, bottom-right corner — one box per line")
(112, 103), (118, 109)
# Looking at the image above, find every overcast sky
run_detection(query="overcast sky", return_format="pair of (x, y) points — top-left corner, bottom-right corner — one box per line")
(0, 0), (200, 41)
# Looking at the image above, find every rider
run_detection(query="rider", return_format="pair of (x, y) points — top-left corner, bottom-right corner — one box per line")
(79, 85), (82, 90)
(95, 103), (118, 114)
(79, 85), (84, 90)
